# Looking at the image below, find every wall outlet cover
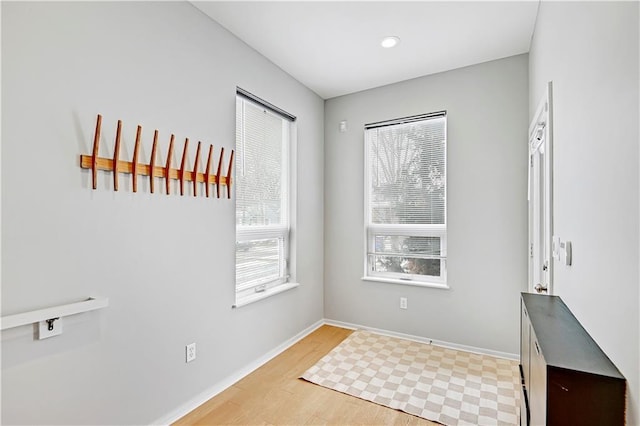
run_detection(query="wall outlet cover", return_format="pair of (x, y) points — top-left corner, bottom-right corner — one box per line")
(186, 343), (196, 363)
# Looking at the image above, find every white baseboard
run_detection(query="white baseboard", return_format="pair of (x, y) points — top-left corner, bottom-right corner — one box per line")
(152, 319), (325, 425)
(153, 317), (517, 425)
(323, 319), (519, 361)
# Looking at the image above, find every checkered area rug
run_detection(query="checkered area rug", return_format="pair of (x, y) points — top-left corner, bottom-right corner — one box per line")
(301, 330), (520, 425)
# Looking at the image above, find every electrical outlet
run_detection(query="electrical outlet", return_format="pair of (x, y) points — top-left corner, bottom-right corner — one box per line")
(38, 317), (63, 340)
(186, 343), (196, 363)
(400, 297), (408, 310)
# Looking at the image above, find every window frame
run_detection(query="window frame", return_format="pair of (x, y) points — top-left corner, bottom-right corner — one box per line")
(234, 90), (297, 307)
(362, 112), (448, 288)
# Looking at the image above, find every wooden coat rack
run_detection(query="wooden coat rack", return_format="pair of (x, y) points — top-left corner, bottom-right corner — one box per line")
(80, 115), (234, 198)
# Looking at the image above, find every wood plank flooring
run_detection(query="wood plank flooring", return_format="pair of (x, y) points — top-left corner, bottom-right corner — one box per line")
(174, 325), (438, 425)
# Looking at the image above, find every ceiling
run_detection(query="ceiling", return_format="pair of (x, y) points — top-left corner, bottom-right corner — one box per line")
(193, 1), (539, 99)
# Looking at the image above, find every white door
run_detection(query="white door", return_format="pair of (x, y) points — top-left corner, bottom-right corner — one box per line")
(528, 82), (553, 294)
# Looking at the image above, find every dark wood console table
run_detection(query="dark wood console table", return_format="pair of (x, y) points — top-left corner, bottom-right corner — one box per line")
(520, 293), (625, 425)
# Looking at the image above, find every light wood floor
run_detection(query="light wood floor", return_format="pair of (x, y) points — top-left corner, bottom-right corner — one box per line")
(174, 325), (438, 425)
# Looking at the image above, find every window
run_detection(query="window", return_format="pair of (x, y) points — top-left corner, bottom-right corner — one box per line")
(235, 89), (296, 306)
(364, 112), (447, 287)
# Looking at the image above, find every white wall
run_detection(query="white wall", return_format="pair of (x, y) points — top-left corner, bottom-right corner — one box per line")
(324, 54), (529, 355)
(529, 2), (639, 424)
(1, 2), (324, 424)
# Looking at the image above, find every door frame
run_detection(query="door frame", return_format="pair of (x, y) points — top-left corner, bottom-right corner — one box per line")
(528, 82), (554, 294)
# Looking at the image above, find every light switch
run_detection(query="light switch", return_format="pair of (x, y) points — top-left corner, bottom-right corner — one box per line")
(552, 236), (561, 260)
(564, 241), (572, 266)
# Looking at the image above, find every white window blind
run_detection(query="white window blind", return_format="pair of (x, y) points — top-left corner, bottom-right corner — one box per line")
(235, 92), (292, 302)
(364, 112), (447, 285)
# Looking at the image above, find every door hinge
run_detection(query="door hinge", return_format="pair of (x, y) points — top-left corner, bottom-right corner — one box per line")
(530, 243), (534, 258)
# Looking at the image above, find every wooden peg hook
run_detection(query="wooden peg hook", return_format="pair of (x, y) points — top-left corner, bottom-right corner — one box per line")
(179, 138), (189, 196)
(193, 142), (201, 197)
(132, 125), (142, 192)
(113, 120), (122, 191)
(204, 145), (214, 198)
(91, 114), (102, 190)
(150, 131), (158, 194)
(216, 147), (225, 199)
(226, 150), (235, 199)
(165, 135), (174, 195)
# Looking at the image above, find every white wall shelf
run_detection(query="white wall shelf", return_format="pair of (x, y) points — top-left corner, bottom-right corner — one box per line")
(1, 297), (108, 331)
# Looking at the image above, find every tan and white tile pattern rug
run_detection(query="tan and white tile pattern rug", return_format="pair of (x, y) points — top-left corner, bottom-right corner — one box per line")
(301, 330), (520, 426)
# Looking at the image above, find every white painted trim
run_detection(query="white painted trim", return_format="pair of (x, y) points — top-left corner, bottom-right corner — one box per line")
(528, 81), (554, 295)
(152, 319), (324, 425)
(361, 276), (449, 290)
(323, 319), (519, 361)
(233, 282), (300, 309)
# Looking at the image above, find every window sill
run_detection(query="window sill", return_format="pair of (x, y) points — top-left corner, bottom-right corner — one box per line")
(361, 276), (450, 290)
(233, 282), (300, 309)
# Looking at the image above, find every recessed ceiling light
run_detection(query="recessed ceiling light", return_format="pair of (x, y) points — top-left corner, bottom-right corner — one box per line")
(381, 36), (400, 48)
